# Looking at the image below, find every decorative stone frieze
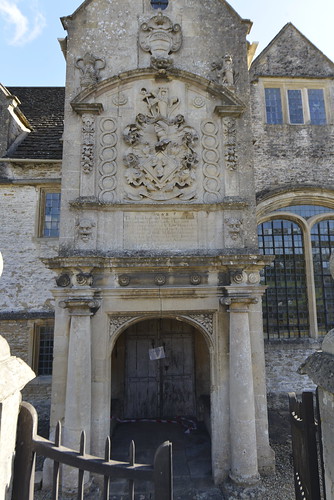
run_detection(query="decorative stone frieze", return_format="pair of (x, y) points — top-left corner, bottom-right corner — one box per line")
(75, 273), (93, 286)
(230, 270), (248, 285)
(211, 54), (235, 87)
(223, 118), (237, 171)
(189, 273), (201, 285)
(187, 313), (214, 336)
(201, 119), (221, 203)
(56, 274), (71, 288)
(75, 52), (106, 87)
(118, 274), (131, 286)
(122, 87), (198, 202)
(97, 117), (118, 203)
(139, 12), (182, 70)
(154, 273), (167, 286)
(229, 270), (261, 286)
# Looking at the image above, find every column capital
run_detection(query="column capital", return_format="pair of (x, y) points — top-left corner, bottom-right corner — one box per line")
(59, 297), (100, 315)
(219, 285), (262, 311)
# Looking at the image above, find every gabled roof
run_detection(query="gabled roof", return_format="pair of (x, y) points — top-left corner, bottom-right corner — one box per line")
(7, 87), (65, 160)
(250, 23), (334, 79)
(61, 0), (252, 33)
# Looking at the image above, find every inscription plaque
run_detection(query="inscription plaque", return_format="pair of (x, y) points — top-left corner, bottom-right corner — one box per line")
(124, 211), (198, 250)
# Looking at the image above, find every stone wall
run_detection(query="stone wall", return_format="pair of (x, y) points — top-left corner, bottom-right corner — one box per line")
(250, 82), (334, 197)
(0, 181), (58, 312)
(264, 338), (321, 409)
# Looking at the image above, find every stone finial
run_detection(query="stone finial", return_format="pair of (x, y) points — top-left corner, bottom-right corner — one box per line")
(0, 335), (35, 400)
(211, 54), (235, 86)
(322, 329), (334, 355)
(75, 53), (106, 87)
(139, 12), (182, 70)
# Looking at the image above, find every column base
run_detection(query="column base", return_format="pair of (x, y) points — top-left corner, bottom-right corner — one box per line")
(258, 445), (276, 476)
(222, 477), (266, 499)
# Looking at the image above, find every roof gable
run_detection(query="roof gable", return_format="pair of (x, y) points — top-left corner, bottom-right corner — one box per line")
(250, 23), (334, 79)
(62, 0), (251, 30)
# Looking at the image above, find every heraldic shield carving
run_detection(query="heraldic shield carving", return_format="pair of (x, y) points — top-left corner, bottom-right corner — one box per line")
(122, 87), (199, 201)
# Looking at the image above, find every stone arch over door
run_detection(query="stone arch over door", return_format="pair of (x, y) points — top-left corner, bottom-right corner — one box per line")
(110, 317), (211, 421)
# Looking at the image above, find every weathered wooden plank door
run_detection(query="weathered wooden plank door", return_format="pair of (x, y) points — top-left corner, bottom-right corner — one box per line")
(125, 329), (195, 418)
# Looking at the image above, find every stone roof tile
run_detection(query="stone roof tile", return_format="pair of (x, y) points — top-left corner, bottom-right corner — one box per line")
(7, 87), (65, 160)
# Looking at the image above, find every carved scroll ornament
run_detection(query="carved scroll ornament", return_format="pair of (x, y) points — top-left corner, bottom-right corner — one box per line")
(139, 12), (182, 70)
(122, 87), (199, 201)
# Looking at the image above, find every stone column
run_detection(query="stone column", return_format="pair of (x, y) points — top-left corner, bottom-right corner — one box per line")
(248, 290), (275, 475)
(222, 290), (260, 486)
(59, 296), (100, 488)
(0, 336), (35, 499)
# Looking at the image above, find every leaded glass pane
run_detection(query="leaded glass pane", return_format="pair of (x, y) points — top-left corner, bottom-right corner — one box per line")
(151, 0), (168, 9)
(308, 89), (326, 125)
(265, 88), (283, 124)
(258, 220), (309, 338)
(275, 204), (334, 219)
(38, 324), (54, 375)
(311, 220), (334, 333)
(288, 89), (304, 124)
(43, 192), (61, 237)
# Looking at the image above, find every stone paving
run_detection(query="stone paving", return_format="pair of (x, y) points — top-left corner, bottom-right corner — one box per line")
(34, 410), (295, 499)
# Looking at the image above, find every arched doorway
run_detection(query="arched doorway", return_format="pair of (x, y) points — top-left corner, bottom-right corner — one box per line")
(110, 317), (210, 421)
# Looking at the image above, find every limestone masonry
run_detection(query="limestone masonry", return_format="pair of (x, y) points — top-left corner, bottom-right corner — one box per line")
(1, 0), (334, 491)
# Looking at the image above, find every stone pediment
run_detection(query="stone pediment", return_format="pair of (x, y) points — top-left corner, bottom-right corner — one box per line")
(251, 23), (334, 79)
(69, 70), (246, 205)
(71, 67), (246, 113)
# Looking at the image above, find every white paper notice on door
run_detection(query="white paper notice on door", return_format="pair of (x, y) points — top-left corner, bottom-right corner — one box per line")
(149, 346), (166, 360)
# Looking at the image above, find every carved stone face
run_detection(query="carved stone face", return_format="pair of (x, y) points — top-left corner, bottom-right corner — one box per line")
(77, 219), (95, 242)
(225, 217), (242, 240)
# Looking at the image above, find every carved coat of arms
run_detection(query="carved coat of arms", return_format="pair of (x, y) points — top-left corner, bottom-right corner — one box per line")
(123, 87), (199, 201)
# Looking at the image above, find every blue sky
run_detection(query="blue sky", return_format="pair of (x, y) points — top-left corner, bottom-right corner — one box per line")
(1, 0), (333, 87)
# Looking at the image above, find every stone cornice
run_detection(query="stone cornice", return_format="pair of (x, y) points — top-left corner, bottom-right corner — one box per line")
(69, 198), (249, 211)
(43, 254), (273, 271)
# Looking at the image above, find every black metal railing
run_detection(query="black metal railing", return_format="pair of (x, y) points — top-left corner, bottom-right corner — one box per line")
(12, 402), (173, 500)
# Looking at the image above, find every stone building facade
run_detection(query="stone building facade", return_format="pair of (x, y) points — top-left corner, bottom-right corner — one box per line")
(1, 0), (334, 489)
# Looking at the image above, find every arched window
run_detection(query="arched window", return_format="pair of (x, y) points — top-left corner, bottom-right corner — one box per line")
(258, 203), (334, 339)
(151, 0), (168, 9)
(258, 219), (308, 338)
(311, 219), (334, 332)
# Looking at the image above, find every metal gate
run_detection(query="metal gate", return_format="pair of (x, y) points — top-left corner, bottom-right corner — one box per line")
(12, 402), (173, 500)
(289, 391), (325, 500)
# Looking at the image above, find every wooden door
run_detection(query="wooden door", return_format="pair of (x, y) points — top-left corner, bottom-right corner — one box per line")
(124, 327), (195, 418)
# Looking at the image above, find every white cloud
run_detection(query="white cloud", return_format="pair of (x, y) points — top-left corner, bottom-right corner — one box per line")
(0, 0), (46, 46)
